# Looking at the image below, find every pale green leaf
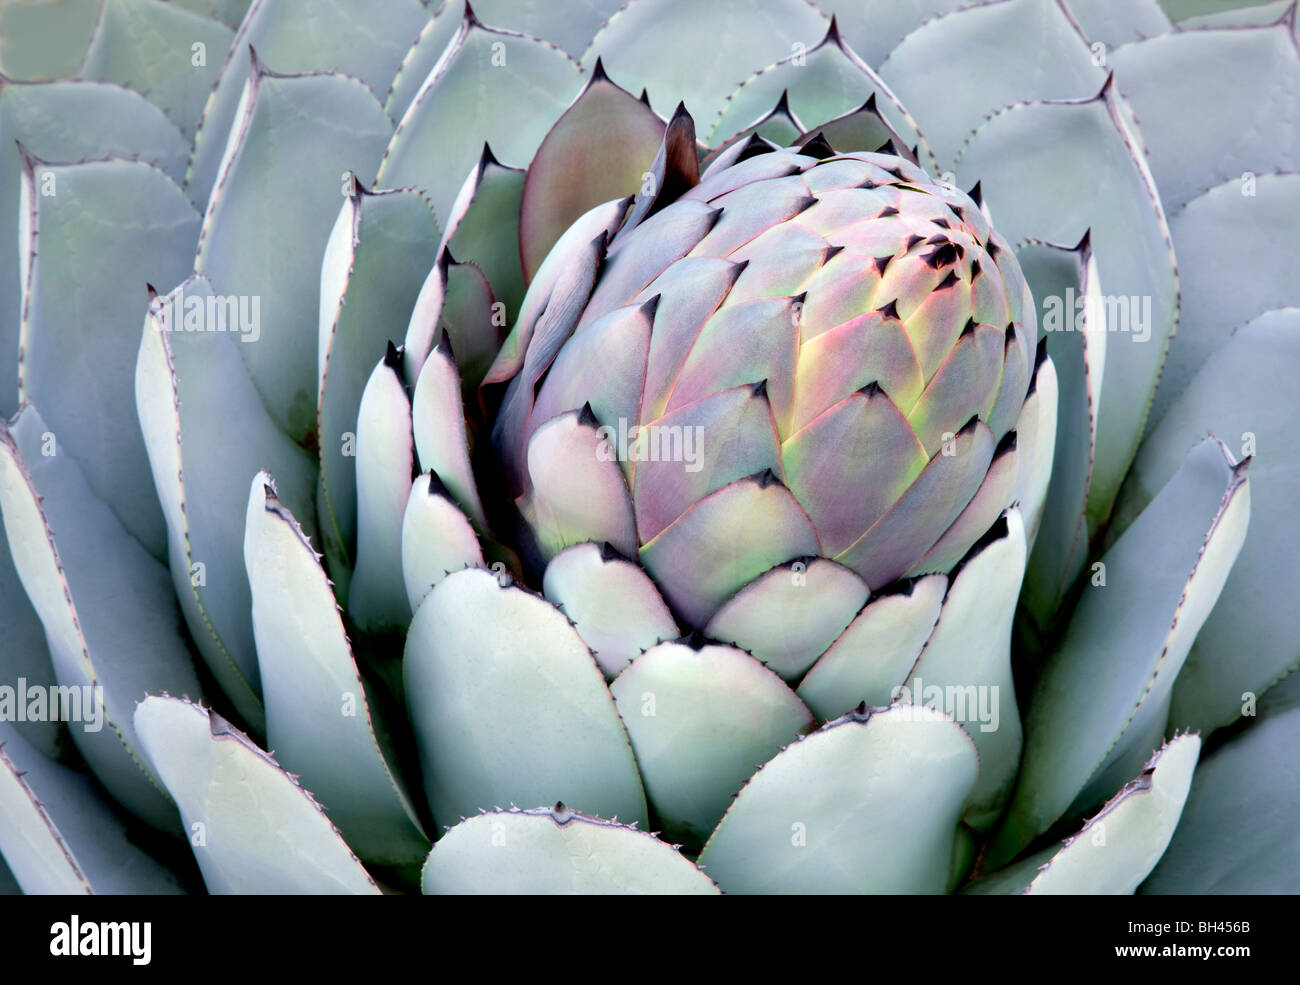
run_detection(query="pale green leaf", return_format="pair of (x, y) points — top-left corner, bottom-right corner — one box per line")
(1159, 0), (1287, 23)
(0, 80), (188, 415)
(244, 473), (428, 865)
(423, 806), (719, 894)
(133, 695), (382, 894)
(404, 568), (647, 828)
(317, 185), (438, 580)
(195, 63), (393, 440)
(0, 527), (59, 758)
(137, 276), (318, 733)
(902, 509), (1026, 829)
(1018, 240), (1105, 629)
(796, 574), (946, 721)
(401, 471), (483, 610)
(610, 641), (814, 844)
(584, 0), (829, 133)
(955, 81), (1178, 538)
(0, 0), (99, 80)
(80, 0), (233, 139)
(542, 542), (678, 679)
(1117, 309), (1300, 735)
(0, 404), (202, 831)
(18, 153), (199, 558)
(991, 438), (1250, 865)
(438, 146), (527, 327)
(879, 0), (1104, 168)
(186, 0), (426, 204)
(708, 23), (929, 168)
(1142, 708), (1300, 893)
(1175, 0), (1293, 27)
(377, 16), (582, 226)
(0, 722), (186, 894)
(346, 351), (415, 632)
(1151, 173), (1300, 428)
(970, 734), (1199, 894)
(697, 704), (978, 893)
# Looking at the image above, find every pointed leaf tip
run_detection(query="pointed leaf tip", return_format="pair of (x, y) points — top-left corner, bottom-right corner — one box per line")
(577, 402), (600, 428)
(384, 340), (404, 376)
(798, 132), (835, 159)
(823, 14), (841, 45)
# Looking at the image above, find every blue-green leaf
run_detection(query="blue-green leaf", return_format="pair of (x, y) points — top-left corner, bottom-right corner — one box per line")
(377, 11), (582, 226)
(1068, 0), (1171, 45)
(0, 404), (202, 831)
(405, 567), (647, 829)
(423, 805), (718, 894)
(137, 276), (318, 733)
(317, 185), (438, 582)
(820, 2), (970, 69)
(18, 153), (199, 558)
(0, 80), (188, 415)
(970, 734), (1199, 894)
(990, 438), (1250, 865)
(610, 641), (814, 843)
(0, 0), (99, 80)
(346, 349), (415, 633)
(956, 79), (1177, 539)
(1118, 309), (1300, 735)
(1018, 239), (1105, 630)
(879, 0), (1104, 168)
(186, 0), (426, 204)
(244, 473), (428, 865)
(1108, 23), (1299, 215)
(134, 695), (382, 894)
(1142, 707), (1300, 893)
(697, 705), (978, 894)
(0, 722), (186, 894)
(903, 509), (1026, 829)
(1151, 173), (1300, 428)
(169, 0), (254, 29)
(79, 0), (233, 139)
(585, 0), (829, 129)
(195, 60), (393, 440)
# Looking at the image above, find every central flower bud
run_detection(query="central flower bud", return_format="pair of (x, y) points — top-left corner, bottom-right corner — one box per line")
(492, 141), (1038, 629)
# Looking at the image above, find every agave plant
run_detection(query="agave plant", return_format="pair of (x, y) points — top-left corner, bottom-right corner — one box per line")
(0, 0), (1296, 896)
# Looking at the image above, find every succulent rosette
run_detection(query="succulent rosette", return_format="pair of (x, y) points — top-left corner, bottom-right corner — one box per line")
(0, 0), (1296, 896)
